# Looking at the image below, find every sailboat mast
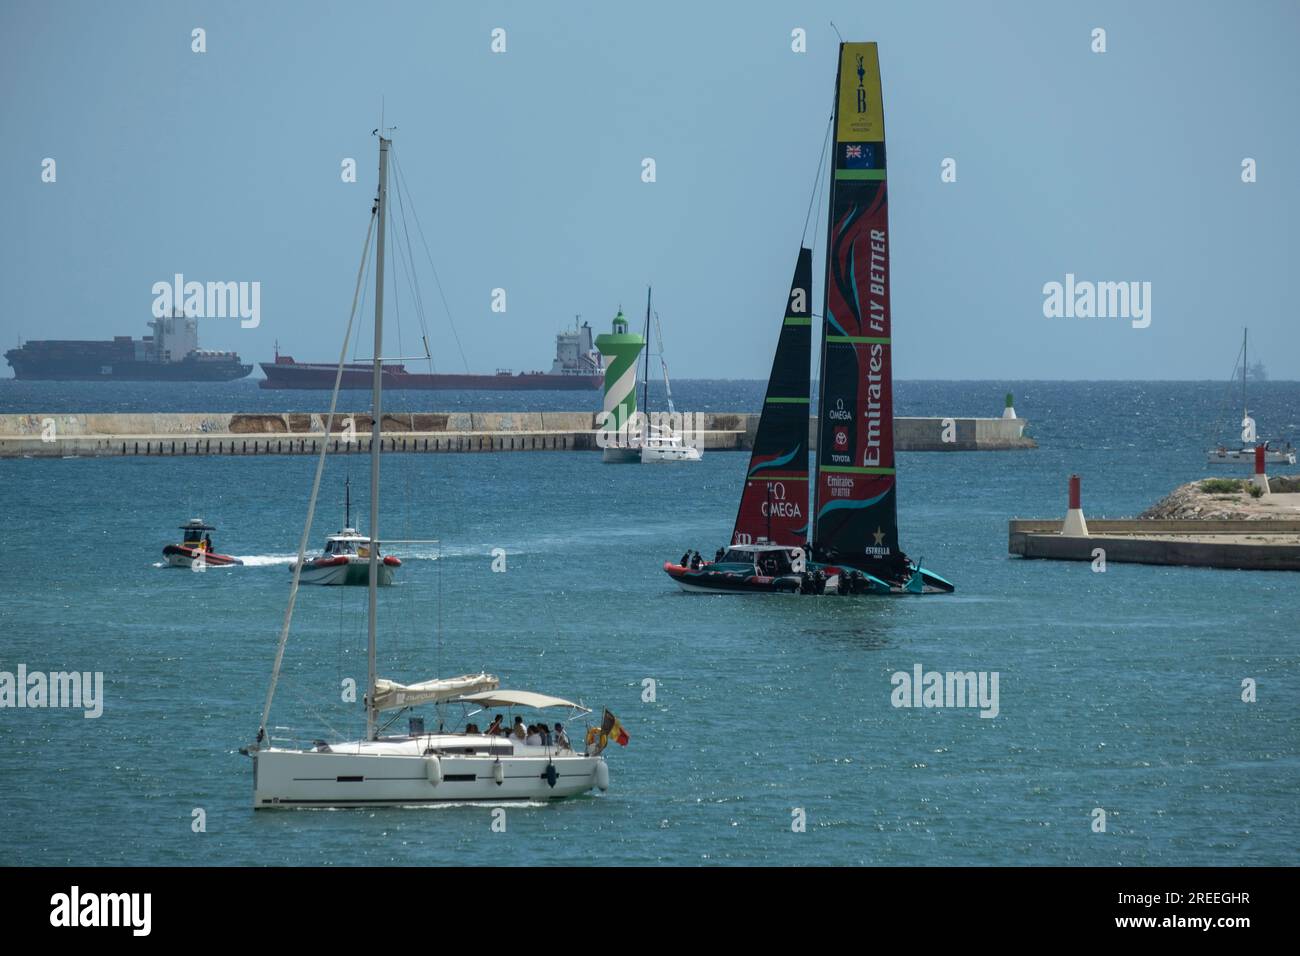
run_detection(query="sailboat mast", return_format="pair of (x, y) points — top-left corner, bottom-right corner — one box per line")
(345, 475), (351, 528)
(1242, 327), (1248, 422)
(367, 134), (390, 742)
(642, 286), (652, 418)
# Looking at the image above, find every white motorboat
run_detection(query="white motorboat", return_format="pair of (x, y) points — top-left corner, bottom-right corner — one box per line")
(246, 132), (619, 808)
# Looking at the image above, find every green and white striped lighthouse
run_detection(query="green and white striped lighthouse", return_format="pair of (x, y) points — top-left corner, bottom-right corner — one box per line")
(594, 309), (645, 463)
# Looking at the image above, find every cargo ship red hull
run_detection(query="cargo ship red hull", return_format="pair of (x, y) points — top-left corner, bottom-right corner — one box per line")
(259, 357), (601, 391)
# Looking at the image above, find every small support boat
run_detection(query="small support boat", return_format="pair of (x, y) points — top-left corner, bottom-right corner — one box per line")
(162, 519), (243, 568)
(292, 478), (400, 586)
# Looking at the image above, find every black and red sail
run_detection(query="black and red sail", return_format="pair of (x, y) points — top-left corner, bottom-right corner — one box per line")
(731, 248), (812, 546)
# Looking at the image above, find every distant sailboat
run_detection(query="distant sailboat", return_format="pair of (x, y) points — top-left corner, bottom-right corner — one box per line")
(664, 42), (953, 596)
(639, 287), (702, 463)
(1205, 328), (1296, 466)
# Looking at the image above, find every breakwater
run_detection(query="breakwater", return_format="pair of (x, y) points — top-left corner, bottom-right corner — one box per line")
(0, 411), (1035, 458)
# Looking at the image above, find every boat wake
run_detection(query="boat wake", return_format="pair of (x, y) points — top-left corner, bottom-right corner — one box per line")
(232, 554), (298, 567)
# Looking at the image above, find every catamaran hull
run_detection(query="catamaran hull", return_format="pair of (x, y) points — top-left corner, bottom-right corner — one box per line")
(252, 749), (606, 808)
(1207, 448), (1297, 466)
(663, 562), (953, 596)
(293, 556), (399, 586)
(641, 444), (703, 463)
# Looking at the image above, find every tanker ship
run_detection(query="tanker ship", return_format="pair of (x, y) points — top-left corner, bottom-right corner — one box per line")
(258, 318), (604, 390)
(5, 314), (251, 381)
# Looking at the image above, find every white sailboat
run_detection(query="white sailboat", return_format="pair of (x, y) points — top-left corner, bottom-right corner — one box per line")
(638, 289), (702, 463)
(1205, 328), (1296, 466)
(245, 133), (613, 808)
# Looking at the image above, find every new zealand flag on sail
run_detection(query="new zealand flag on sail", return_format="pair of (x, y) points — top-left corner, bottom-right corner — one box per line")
(841, 142), (885, 170)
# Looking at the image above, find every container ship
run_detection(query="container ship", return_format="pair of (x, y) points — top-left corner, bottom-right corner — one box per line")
(259, 318), (604, 390)
(5, 314), (251, 381)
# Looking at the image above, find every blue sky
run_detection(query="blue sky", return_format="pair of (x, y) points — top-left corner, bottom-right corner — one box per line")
(2, 0), (1297, 379)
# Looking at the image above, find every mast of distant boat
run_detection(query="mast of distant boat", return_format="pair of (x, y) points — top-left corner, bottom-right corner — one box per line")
(1242, 327), (1248, 426)
(366, 134), (390, 742)
(641, 286), (653, 421)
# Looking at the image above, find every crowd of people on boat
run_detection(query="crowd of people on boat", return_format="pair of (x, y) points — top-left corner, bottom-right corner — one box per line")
(462, 714), (571, 749)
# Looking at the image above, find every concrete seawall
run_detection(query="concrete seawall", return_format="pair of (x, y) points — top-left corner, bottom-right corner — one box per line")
(1009, 518), (1300, 571)
(0, 411), (1035, 458)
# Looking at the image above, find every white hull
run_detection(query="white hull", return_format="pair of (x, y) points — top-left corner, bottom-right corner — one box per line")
(641, 442), (703, 463)
(253, 736), (607, 808)
(292, 555), (396, 586)
(1206, 448), (1296, 466)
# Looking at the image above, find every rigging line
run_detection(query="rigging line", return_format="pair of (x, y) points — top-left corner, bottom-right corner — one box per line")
(1206, 335), (1247, 445)
(389, 159), (436, 371)
(273, 676), (354, 745)
(391, 153), (471, 373)
(800, 113), (834, 247)
(256, 207), (376, 746)
(387, 194), (405, 368)
(352, 238), (374, 364)
(811, 137), (828, 258)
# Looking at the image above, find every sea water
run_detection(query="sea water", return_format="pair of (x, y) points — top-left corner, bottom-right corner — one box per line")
(1, 380), (1296, 865)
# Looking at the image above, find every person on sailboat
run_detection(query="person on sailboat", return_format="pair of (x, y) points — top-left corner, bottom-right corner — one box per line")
(512, 716), (527, 740)
(485, 714), (504, 736)
(553, 723), (570, 750)
(714, 547), (725, 563)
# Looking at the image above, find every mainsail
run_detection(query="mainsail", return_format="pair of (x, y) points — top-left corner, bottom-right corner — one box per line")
(813, 43), (902, 572)
(731, 247), (813, 546)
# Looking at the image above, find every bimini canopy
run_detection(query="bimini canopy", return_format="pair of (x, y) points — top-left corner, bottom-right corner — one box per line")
(373, 672), (498, 712)
(456, 689), (589, 713)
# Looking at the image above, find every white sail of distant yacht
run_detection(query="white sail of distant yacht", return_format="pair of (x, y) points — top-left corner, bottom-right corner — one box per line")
(1205, 328), (1296, 467)
(639, 288), (702, 463)
(244, 132), (613, 807)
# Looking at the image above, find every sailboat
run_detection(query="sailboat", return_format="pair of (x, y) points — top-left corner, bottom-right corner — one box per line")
(246, 133), (614, 807)
(663, 42), (953, 596)
(291, 476), (402, 585)
(1205, 328), (1296, 466)
(639, 287), (702, 463)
